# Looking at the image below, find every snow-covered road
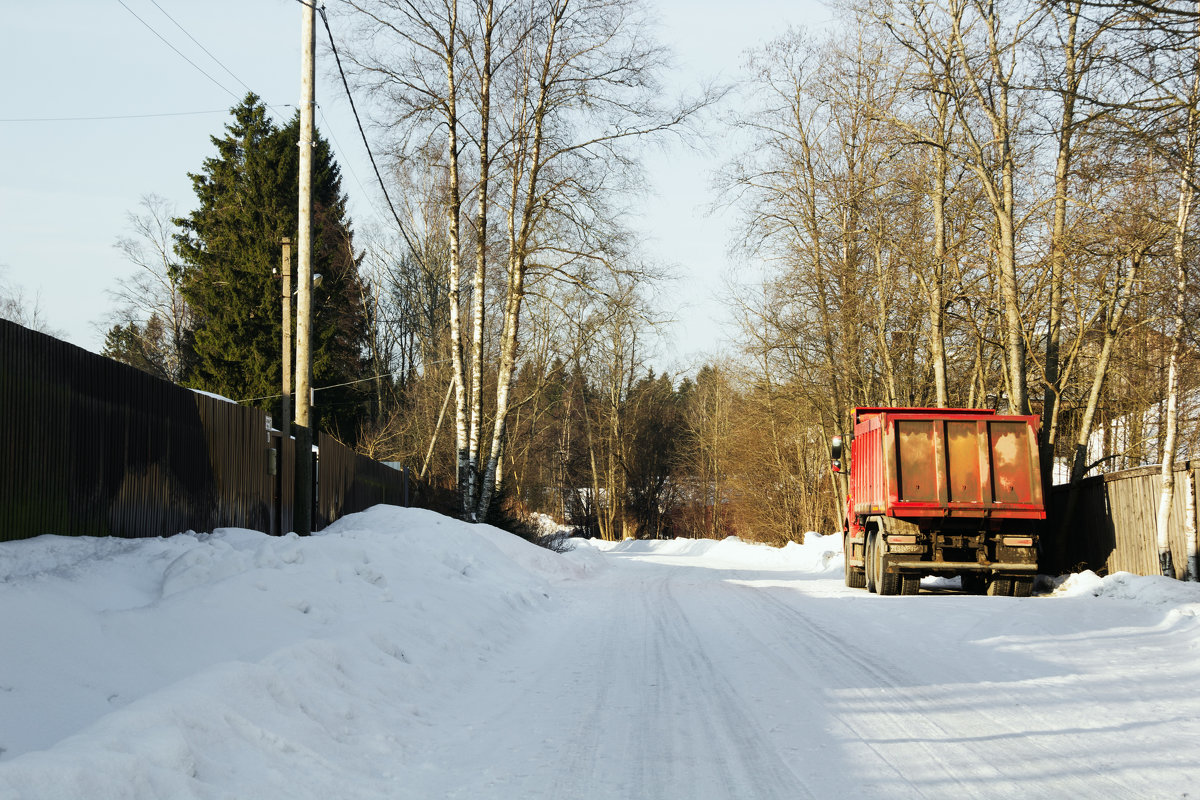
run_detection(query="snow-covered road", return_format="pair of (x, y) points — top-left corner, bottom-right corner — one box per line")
(2, 508), (1200, 799)
(387, 541), (1200, 799)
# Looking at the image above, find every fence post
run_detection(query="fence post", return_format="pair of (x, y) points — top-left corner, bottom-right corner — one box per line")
(294, 424), (313, 536)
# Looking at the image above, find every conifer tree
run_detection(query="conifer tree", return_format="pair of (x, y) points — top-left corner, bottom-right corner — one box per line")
(174, 93), (370, 438)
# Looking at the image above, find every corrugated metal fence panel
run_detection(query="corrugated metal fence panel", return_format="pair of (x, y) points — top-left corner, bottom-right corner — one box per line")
(349, 453), (405, 512)
(1, 319), (275, 541)
(315, 433), (408, 530)
(316, 432), (352, 530)
(4, 319), (417, 543)
(197, 393), (274, 533)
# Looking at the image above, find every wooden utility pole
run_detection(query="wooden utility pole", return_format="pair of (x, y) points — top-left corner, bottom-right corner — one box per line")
(294, 0), (316, 536)
(280, 237), (293, 441)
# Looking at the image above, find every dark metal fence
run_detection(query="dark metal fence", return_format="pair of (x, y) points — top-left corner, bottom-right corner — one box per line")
(316, 433), (410, 530)
(0, 319), (410, 543)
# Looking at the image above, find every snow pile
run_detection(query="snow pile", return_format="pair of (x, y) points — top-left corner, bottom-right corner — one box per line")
(1054, 569), (1200, 616)
(530, 512), (573, 539)
(0, 507), (575, 799)
(9, 508), (1200, 799)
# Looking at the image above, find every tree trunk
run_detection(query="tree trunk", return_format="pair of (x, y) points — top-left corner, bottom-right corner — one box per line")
(1186, 465), (1198, 581)
(1158, 50), (1199, 575)
(928, 137), (950, 408)
(1054, 247), (1141, 570)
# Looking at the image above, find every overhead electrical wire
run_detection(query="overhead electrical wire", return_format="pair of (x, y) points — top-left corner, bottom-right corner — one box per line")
(115, 0), (240, 101)
(317, 104), (388, 228)
(145, 0), (255, 96)
(315, 4), (421, 256)
(0, 109), (229, 123)
(239, 372), (401, 404)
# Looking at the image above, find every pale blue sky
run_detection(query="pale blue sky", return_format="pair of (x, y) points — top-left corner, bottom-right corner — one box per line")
(1, 0), (831, 369)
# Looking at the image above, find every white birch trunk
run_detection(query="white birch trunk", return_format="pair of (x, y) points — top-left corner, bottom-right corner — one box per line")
(1157, 353), (1182, 576)
(1157, 8), (1200, 575)
(441, 1), (471, 520)
(465, 3), (495, 521)
(1186, 466), (1198, 581)
(929, 135), (949, 408)
(477, 260), (521, 519)
(472, 1), (559, 522)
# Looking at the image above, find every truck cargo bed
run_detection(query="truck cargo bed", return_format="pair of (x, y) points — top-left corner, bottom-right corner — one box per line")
(850, 408), (1045, 522)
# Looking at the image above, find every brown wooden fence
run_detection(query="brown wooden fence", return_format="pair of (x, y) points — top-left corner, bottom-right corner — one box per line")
(1048, 462), (1199, 578)
(1, 319), (411, 543)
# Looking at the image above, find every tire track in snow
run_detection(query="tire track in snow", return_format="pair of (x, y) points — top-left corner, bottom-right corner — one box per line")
(541, 568), (817, 800)
(395, 557), (822, 799)
(665, 575), (967, 799)
(738, 584), (1144, 799)
(636, 574), (819, 799)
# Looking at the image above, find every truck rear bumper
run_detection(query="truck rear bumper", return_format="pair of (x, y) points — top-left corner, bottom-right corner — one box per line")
(888, 560), (1037, 572)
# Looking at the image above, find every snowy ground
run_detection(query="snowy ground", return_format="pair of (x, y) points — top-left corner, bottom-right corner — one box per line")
(2, 508), (1199, 799)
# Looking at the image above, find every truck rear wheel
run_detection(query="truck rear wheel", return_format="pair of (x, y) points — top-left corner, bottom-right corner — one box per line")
(987, 576), (1013, 596)
(1011, 576), (1034, 597)
(899, 574), (920, 595)
(877, 563), (901, 595)
(865, 533), (878, 593)
(873, 533), (901, 595)
(844, 533), (866, 589)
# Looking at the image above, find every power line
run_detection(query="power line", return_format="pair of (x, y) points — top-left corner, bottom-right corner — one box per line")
(0, 109), (229, 123)
(145, 0), (254, 95)
(316, 5), (421, 256)
(238, 371), (401, 404)
(238, 361), (452, 403)
(2, 104), (295, 125)
(115, 0), (239, 101)
(317, 104), (387, 227)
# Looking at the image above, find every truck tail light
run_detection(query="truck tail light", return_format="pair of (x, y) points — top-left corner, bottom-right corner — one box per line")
(1002, 536), (1034, 547)
(887, 535), (917, 545)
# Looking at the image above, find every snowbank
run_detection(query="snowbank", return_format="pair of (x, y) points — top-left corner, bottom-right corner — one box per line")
(6, 509), (1200, 799)
(0, 506), (571, 798)
(1054, 569), (1200, 616)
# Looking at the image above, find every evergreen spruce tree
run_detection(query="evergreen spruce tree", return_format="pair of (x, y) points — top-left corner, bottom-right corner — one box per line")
(101, 317), (172, 380)
(175, 93), (370, 438)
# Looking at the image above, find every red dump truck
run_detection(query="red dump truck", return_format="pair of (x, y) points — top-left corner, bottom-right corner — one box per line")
(833, 407), (1046, 596)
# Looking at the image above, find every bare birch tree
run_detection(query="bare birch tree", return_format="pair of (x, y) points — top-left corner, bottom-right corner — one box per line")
(0, 267), (55, 334)
(105, 193), (190, 382)
(338, 0), (701, 521)
(945, 0), (1042, 414)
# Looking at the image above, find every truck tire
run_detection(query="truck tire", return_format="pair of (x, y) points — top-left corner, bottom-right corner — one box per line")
(844, 533), (866, 589)
(1011, 576), (1034, 597)
(987, 576), (1013, 596)
(865, 534), (878, 593)
(869, 531), (900, 595)
(876, 560), (901, 595)
(899, 573), (920, 595)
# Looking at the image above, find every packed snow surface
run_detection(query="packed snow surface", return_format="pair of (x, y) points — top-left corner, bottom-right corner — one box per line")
(2, 508), (1199, 799)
